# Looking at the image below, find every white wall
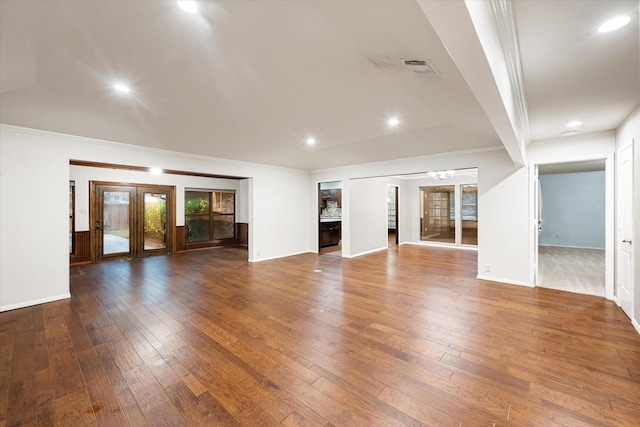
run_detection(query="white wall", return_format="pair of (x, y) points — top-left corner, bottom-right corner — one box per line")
(311, 147), (531, 286)
(528, 131), (615, 164)
(538, 172), (605, 249)
(348, 177), (391, 257)
(0, 125), (310, 311)
(1, 128), (71, 310)
(615, 106), (640, 331)
(236, 179), (250, 223)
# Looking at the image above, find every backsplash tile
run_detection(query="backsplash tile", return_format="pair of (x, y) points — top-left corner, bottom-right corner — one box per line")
(321, 200), (342, 218)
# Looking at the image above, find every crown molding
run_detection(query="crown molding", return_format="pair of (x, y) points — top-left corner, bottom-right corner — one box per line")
(489, 0), (531, 148)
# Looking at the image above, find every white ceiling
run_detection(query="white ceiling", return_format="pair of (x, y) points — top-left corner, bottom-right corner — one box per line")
(538, 159), (606, 175)
(513, 0), (639, 141)
(1, 1), (638, 171)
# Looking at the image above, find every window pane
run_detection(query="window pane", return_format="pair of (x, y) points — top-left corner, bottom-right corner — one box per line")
(213, 215), (235, 239)
(186, 217), (210, 243)
(103, 191), (130, 254)
(144, 193), (167, 250)
(185, 192), (210, 214)
(212, 192), (235, 213)
(461, 185), (478, 245)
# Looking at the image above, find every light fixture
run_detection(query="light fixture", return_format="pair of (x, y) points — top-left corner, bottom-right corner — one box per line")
(113, 83), (131, 93)
(387, 117), (400, 127)
(427, 170), (456, 180)
(149, 168), (163, 175)
(177, 0), (198, 14)
(566, 120), (583, 127)
(598, 16), (631, 33)
(306, 137), (316, 145)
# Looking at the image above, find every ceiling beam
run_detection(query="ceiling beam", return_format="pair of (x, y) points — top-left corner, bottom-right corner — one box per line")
(417, 0), (528, 167)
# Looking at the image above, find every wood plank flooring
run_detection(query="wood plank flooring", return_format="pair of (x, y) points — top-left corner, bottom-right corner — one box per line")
(1, 245), (639, 426)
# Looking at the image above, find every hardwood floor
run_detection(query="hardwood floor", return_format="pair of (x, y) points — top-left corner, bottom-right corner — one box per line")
(1, 245), (639, 426)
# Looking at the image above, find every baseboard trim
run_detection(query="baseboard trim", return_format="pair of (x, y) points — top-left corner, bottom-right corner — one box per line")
(343, 247), (387, 259)
(632, 318), (640, 335)
(250, 250), (314, 263)
(538, 244), (605, 251)
(1, 293), (71, 312)
(403, 241), (478, 251)
(476, 275), (532, 287)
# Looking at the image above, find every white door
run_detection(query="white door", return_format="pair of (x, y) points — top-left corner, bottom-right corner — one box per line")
(618, 144), (634, 319)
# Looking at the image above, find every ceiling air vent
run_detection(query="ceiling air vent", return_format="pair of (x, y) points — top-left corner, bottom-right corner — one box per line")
(402, 59), (439, 75)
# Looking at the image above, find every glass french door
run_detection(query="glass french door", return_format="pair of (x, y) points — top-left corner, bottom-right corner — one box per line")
(94, 183), (173, 261)
(420, 185), (455, 243)
(419, 183), (478, 246)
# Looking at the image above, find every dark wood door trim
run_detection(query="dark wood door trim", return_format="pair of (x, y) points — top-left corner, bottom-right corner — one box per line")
(89, 181), (176, 262)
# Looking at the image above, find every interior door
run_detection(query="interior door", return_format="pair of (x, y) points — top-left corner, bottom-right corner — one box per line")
(618, 145), (634, 319)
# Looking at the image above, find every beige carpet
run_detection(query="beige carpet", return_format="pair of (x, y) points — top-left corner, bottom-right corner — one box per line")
(538, 246), (605, 297)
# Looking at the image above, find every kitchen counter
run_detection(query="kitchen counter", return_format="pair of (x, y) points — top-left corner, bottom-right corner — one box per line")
(320, 218), (341, 223)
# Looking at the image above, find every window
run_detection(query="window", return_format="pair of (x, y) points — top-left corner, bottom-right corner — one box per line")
(461, 185), (478, 245)
(461, 185), (478, 220)
(185, 191), (235, 243)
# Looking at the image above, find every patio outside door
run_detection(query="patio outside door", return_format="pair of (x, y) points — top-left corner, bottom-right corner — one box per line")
(93, 183), (174, 261)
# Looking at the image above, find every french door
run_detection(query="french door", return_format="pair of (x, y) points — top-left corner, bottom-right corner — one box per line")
(92, 183), (174, 261)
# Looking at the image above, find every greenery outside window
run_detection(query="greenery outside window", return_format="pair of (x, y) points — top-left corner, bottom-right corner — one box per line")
(185, 191), (235, 243)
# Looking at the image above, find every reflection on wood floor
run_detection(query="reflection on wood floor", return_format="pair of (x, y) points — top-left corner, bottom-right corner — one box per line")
(538, 245), (606, 297)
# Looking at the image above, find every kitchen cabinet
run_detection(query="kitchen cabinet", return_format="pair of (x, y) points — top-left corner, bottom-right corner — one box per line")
(320, 221), (341, 247)
(320, 189), (341, 208)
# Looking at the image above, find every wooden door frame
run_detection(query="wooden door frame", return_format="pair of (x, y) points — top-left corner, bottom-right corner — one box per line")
(90, 181), (177, 262)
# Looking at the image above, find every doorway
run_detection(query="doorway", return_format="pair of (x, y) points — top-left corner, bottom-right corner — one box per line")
(387, 186), (398, 246)
(534, 160), (609, 297)
(318, 181), (342, 255)
(92, 182), (175, 261)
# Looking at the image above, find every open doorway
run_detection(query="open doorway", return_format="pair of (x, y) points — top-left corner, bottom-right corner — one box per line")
(536, 160), (607, 297)
(387, 186), (398, 246)
(318, 181), (342, 255)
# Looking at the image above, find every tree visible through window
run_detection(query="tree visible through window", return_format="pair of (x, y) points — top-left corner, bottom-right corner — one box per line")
(185, 191), (235, 243)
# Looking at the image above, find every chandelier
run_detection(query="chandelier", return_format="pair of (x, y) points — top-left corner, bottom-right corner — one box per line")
(427, 170), (456, 180)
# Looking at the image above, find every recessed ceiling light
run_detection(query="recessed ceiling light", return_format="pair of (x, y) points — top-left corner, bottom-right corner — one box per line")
(598, 16), (631, 33)
(113, 83), (130, 93)
(177, 1), (198, 14)
(387, 117), (400, 127)
(561, 130), (577, 137)
(566, 120), (583, 127)
(306, 137), (316, 145)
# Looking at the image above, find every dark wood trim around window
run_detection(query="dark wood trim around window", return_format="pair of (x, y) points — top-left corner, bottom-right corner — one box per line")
(71, 160), (247, 180)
